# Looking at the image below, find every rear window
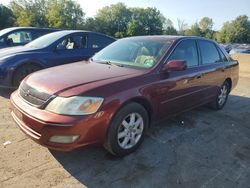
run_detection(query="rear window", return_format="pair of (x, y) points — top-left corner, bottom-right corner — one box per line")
(199, 40), (220, 64)
(7, 31), (33, 44)
(217, 47), (228, 62)
(90, 34), (114, 49)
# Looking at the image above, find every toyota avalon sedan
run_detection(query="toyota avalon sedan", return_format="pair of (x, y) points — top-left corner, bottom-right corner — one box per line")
(10, 36), (239, 156)
(0, 30), (115, 88)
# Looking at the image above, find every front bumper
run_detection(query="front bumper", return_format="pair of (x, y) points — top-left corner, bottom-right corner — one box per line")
(10, 91), (111, 151)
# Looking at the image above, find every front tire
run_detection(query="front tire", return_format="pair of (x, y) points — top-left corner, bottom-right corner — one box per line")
(104, 103), (149, 157)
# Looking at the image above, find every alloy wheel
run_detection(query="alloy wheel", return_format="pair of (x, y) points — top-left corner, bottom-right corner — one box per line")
(218, 84), (228, 106)
(117, 113), (144, 149)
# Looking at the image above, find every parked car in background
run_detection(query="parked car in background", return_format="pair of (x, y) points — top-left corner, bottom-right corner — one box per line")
(229, 44), (250, 54)
(10, 36), (239, 156)
(0, 27), (61, 49)
(0, 30), (115, 88)
(220, 43), (233, 53)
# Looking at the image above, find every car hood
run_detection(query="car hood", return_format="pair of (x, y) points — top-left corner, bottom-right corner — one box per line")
(0, 46), (38, 57)
(25, 61), (145, 95)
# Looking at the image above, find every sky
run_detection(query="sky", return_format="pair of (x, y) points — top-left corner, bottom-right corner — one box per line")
(2, 0), (250, 30)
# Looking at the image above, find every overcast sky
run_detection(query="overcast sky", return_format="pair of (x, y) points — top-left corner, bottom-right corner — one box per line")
(2, 0), (250, 30)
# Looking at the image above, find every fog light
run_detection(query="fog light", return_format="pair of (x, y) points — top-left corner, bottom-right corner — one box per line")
(49, 135), (79, 144)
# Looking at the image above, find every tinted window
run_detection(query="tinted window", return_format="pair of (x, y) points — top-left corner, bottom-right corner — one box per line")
(168, 39), (198, 67)
(217, 47), (228, 62)
(199, 40), (220, 64)
(7, 31), (32, 44)
(56, 35), (87, 50)
(90, 34), (114, 48)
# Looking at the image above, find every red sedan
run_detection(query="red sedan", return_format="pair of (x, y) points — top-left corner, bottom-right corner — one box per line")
(10, 36), (239, 156)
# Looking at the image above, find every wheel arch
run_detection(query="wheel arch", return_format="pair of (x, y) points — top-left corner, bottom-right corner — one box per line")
(11, 61), (44, 86)
(225, 77), (232, 92)
(118, 96), (154, 127)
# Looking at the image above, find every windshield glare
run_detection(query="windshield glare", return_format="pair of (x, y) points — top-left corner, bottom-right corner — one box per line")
(92, 38), (173, 69)
(26, 31), (63, 48)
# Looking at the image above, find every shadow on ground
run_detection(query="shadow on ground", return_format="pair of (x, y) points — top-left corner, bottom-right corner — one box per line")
(50, 95), (250, 188)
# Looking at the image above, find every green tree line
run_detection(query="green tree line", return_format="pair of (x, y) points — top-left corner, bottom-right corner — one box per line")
(1, 0), (250, 43)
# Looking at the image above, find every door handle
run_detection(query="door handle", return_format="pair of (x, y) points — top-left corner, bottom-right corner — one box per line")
(185, 73), (203, 84)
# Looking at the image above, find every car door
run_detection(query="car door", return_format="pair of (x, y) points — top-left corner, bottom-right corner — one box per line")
(51, 33), (92, 66)
(196, 39), (227, 101)
(157, 39), (205, 118)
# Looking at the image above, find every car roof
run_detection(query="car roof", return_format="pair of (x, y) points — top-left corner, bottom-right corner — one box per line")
(25, 30), (116, 47)
(0, 27), (61, 37)
(123, 35), (215, 43)
(2, 27), (61, 31)
(51, 30), (116, 40)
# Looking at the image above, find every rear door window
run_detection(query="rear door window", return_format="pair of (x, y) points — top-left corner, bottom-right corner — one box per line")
(198, 40), (220, 64)
(89, 34), (114, 49)
(7, 30), (33, 44)
(168, 39), (199, 67)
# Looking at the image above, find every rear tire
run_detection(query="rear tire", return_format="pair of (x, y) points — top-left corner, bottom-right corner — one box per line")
(104, 102), (149, 157)
(210, 81), (230, 110)
(13, 64), (41, 87)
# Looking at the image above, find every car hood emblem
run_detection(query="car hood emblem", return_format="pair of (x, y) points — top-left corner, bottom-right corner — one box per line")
(24, 90), (30, 97)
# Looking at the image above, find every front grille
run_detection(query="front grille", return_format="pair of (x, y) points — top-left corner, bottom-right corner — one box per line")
(19, 82), (52, 108)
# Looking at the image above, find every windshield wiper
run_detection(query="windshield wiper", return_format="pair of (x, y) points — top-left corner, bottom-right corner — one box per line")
(92, 59), (124, 67)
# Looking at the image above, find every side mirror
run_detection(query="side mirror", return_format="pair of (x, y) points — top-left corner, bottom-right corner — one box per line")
(162, 60), (187, 72)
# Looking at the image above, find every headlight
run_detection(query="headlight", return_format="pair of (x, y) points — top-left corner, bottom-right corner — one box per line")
(45, 96), (104, 115)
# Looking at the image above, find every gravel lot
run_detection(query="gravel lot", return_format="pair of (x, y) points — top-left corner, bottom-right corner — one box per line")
(1, 55), (250, 188)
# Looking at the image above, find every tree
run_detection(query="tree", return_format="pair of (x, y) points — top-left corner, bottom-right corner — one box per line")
(163, 19), (178, 35)
(216, 15), (250, 43)
(9, 0), (85, 29)
(184, 23), (202, 36)
(199, 17), (214, 39)
(127, 7), (165, 36)
(199, 17), (213, 31)
(127, 20), (144, 36)
(83, 17), (101, 31)
(95, 3), (132, 37)
(47, 0), (85, 29)
(0, 4), (15, 29)
(177, 19), (188, 35)
(10, 0), (48, 27)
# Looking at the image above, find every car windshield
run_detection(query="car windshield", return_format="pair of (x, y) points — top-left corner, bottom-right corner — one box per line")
(26, 31), (66, 48)
(92, 38), (173, 69)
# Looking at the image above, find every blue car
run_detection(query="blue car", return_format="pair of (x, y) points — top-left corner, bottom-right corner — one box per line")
(0, 27), (60, 49)
(0, 30), (116, 88)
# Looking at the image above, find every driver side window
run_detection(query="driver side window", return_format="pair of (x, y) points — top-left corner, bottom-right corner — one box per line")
(56, 35), (87, 50)
(169, 39), (198, 67)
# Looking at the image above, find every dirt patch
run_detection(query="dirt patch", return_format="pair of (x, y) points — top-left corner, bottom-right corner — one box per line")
(231, 53), (250, 75)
